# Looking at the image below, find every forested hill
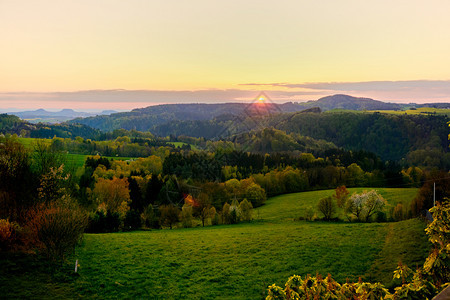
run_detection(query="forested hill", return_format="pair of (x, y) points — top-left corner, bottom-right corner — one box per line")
(0, 114), (101, 139)
(68, 102), (305, 132)
(298, 94), (402, 111)
(151, 112), (449, 163)
(68, 95), (403, 132)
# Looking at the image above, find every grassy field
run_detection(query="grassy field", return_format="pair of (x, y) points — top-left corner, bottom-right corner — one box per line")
(17, 138), (132, 170)
(0, 189), (429, 299)
(326, 107), (450, 117)
(257, 188), (418, 221)
(168, 141), (199, 150)
(368, 107), (450, 117)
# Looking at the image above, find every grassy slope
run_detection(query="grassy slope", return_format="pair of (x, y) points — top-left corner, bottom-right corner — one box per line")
(17, 138), (132, 170)
(368, 107), (450, 117)
(258, 188), (418, 221)
(74, 222), (389, 299)
(0, 188), (429, 299)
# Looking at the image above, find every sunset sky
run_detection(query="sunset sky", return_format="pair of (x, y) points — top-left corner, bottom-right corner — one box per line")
(1, 0), (450, 111)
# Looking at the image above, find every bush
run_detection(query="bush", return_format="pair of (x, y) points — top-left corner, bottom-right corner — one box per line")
(29, 203), (88, 261)
(0, 219), (24, 251)
(393, 203), (405, 221)
(317, 196), (336, 221)
(375, 211), (387, 222)
(304, 206), (315, 221)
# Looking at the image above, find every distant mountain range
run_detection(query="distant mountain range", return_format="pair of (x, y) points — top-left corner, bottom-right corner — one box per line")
(68, 94), (445, 132)
(9, 109), (117, 123)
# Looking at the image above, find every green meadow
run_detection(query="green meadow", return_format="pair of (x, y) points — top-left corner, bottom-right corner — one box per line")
(0, 188), (430, 299)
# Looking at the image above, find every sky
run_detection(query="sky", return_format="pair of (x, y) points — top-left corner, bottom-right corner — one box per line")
(1, 0), (450, 111)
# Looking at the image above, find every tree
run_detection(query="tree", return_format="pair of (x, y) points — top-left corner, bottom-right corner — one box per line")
(411, 171), (450, 216)
(239, 198), (253, 221)
(145, 175), (163, 206)
(0, 136), (34, 221)
(195, 193), (213, 227)
(159, 204), (180, 229)
(317, 196), (336, 221)
(181, 203), (194, 228)
(128, 177), (144, 212)
(346, 190), (386, 222)
(222, 202), (231, 224)
(333, 185), (349, 208)
(245, 183), (266, 207)
(93, 177), (131, 219)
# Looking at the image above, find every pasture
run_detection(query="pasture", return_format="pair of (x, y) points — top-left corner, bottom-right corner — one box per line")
(0, 188), (430, 299)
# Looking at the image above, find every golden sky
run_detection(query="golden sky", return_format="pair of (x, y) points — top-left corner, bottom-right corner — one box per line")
(1, 0), (450, 109)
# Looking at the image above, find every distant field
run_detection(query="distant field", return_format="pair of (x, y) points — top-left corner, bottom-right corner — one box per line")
(17, 137), (52, 148)
(257, 188), (418, 221)
(168, 141), (199, 150)
(326, 107), (450, 117)
(0, 188), (429, 299)
(368, 107), (450, 117)
(65, 154), (132, 170)
(17, 137), (132, 170)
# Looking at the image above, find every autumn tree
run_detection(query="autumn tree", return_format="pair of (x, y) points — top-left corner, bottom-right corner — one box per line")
(333, 185), (350, 208)
(159, 204), (180, 229)
(245, 183), (266, 207)
(0, 136), (34, 221)
(239, 198), (253, 221)
(222, 202), (231, 224)
(93, 177), (131, 219)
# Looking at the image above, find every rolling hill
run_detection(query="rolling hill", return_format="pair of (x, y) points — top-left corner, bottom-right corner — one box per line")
(67, 94), (406, 132)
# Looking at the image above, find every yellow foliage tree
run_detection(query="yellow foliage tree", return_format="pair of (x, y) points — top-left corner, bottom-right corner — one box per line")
(93, 177), (131, 219)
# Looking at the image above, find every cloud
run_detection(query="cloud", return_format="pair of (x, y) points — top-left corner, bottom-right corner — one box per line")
(247, 80), (450, 92)
(239, 80), (450, 103)
(1, 81), (450, 111)
(0, 89), (321, 109)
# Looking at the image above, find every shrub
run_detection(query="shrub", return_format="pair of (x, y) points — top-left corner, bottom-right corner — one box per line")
(304, 206), (315, 221)
(393, 203), (405, 221)
(317, 196), (336, 221)
(29, 203), (88, 261)
(375, 211), (387, 222)
(0, 219), (24, 251)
